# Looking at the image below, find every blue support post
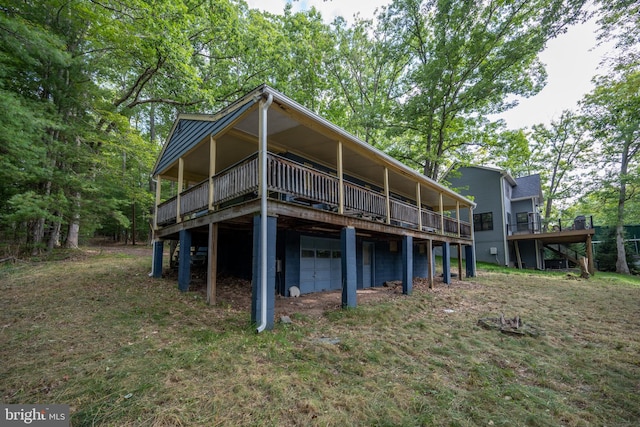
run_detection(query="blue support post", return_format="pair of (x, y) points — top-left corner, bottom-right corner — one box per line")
(442, 242), (451, 285)
(341, 227), (357, 308)
(465, 245), (476, 278)
(251, 215), (277, 329)
(152, 240), (164, 278)
(402, 235), (413, 295)
(178, 230), (192, 291)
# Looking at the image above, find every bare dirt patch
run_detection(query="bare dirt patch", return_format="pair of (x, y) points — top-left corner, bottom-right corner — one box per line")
(84, 242), (481, 319)
(183, 270), (479, 319)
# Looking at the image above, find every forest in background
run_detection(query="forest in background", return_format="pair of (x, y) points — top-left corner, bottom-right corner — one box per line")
(0, 0), (637, 273)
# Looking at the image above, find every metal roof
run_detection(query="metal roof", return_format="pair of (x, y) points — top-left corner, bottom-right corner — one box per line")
(153, 98), (257, 176)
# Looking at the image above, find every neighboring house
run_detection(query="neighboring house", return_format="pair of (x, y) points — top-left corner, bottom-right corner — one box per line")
(150, 85), (476, 330)
(446, 165), (595, 271)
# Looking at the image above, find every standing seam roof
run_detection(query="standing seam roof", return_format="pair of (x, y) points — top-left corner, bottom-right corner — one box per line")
(153, 99), (257, 176)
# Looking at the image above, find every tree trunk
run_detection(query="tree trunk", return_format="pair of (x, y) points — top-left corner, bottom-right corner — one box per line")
(31, 217), (45, 256)
(66, 191), (81, 249)
(47, 212), (62, 251)
(131, 202), (136, 246)
(30, 180), (52, 255)
(615, 224), (629, 274)
(615, 140), (630, 274)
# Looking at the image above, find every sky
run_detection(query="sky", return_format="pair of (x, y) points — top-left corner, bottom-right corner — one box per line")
(245, 0), (612, 130)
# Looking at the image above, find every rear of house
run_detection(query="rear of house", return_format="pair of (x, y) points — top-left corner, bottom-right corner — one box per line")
(150, 85), (476, 329)
(447, 165), (594, 272)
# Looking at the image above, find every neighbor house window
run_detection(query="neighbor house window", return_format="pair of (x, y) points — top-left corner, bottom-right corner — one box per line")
(473, 212), (493, 231)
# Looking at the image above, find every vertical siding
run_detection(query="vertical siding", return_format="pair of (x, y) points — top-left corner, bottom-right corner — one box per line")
(413, 244), (429, 277)
(448, 167), (507, 265)
(374, 242), (402, 286)
(284, 230), (301, 296)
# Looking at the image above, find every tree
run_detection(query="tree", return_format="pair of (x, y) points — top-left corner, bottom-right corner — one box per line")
(582, 70), (640, 274)
(530, 111), (591, 230)
(326, 14), (407, 145)
(380, 0), (587, 180)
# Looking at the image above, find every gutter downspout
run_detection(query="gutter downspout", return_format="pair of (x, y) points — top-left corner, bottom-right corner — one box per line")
(256, 93), (273, 333)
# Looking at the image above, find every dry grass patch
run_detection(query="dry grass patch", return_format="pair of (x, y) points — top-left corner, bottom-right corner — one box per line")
(1, 249), (640, 426)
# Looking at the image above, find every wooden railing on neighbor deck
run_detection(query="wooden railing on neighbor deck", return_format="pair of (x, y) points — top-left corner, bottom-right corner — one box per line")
(155, 152), (472, 239)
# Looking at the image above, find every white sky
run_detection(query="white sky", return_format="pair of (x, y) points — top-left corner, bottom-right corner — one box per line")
(245, 0), (612, 130)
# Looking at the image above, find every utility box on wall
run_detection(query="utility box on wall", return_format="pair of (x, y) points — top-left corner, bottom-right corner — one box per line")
(489, 247), (498, 255)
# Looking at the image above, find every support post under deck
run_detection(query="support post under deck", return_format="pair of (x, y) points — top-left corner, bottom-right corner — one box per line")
(402, 235), (413, 295)
(341, 226), (357, 308)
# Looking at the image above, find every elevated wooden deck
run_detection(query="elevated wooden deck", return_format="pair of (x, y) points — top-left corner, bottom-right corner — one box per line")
(507, 228), (595, 245)
(507, 225), (595, 274)
(155, 152), (472, 243)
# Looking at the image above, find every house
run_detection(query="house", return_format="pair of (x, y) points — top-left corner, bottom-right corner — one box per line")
(150, 85), (476, 331)
(446, 165), (595, 272)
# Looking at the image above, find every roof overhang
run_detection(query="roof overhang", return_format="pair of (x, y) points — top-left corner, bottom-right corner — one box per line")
(153, 84), (476, 211)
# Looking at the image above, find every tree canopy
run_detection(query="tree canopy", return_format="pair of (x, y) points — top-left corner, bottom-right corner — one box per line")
(1, 0), (636, 270)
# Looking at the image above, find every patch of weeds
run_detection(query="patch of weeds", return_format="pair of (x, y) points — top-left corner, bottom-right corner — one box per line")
(2, 248), (640, 426)
(191, 328), (225, 344)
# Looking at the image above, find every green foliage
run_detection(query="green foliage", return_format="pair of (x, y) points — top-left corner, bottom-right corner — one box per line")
(1, 0), (636, 255)
(595, 227), (636, 273)
(529, 111), (592, 225)
(582, 67), (640, 273)
(381, 0), (587, 180)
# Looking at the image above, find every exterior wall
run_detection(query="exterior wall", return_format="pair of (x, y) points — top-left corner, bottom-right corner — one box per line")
(373, 241), (403, 286)
(282, 232), (425, 295)
(509, 240), (541, 270)
(448, 167), (507, 265)
(511, 199), (536, 230)
(283, 230), (300, 296)
(413, 244), (429, 278)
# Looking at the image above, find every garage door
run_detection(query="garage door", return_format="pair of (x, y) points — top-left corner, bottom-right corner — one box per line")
(299, 236), (342, 294)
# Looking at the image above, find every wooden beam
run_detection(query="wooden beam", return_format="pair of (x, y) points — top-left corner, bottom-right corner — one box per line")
(207, 223), (218, 305)
(586, 234), (594, 275)
(416, 183), (422, 230)
(456, 201), (460, 237)
(208, 137), (217, 211)
(337, 141), (344, 215)
(439, 193), (444, 233)
(154, 176), (161, 230)
(514, 241), (523, 269)
(156, 198), (475, 247)
(427, 239), (434, 289)
(384, 167), (390, 225)
(177, 158), (184, 223)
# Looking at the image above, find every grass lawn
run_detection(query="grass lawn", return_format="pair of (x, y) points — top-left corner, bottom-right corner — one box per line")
(1, 247), (639, 426)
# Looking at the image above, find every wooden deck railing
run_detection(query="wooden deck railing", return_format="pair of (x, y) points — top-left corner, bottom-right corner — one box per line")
(390, 198), (420, 228)
(344, 182), (387, 220)
(155, 152), (472, 239)
(214, 156), (259, 205)
(267, 155), (339, 207)
(181, 180), (209, 216)
(157, 197), (177, 226)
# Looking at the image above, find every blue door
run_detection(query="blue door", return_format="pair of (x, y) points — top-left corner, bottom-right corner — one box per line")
(299, 236), (342, 294)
